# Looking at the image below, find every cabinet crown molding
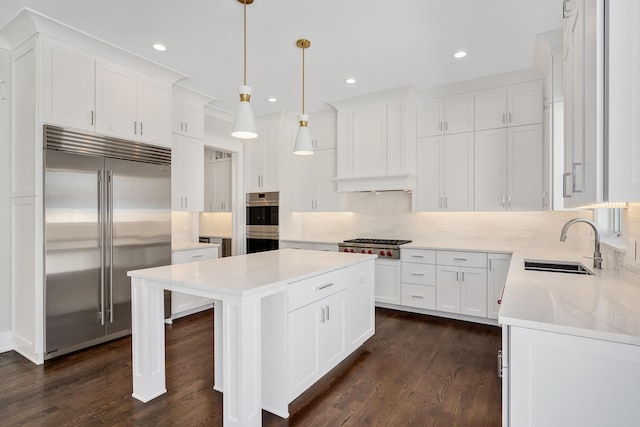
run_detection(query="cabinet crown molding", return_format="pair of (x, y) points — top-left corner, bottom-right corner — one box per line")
(328, 85), (416, 111)
(1, 8), (187, 83)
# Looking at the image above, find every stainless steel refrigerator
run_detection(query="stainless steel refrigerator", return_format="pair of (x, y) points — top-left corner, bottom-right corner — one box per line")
(44, 126), (171, 359)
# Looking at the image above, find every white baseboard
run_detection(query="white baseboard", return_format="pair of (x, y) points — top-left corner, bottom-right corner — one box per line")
(0, 330), (14, 353)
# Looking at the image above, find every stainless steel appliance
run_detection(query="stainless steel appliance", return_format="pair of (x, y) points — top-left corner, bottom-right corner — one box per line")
(199, 236), (232, 257)
(246, 192), (279, 253)
(339, 238), (412, 259)
(44, 126), (171, 359)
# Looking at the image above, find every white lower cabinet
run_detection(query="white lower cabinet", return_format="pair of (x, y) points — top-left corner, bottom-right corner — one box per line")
(286, 262), (374, 403)
(374, 259), (402, 304)
(503, 325), (640, 427)
(279, 241), (339, 252)
(171, 246), (218, 318)
(401, 249), (437, 310)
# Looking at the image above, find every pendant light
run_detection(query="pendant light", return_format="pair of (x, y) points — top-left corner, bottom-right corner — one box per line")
(231, 0), (258, 139)
(293, 39), (314, 155)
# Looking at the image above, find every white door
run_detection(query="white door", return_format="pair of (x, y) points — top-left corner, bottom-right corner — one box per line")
(244, 135), (265, 192)
(443, 132), (474, 211)
(137, 75), (170, 146)
(291, 152), (315, 211)
(508, 124), (543, 211)
(181, 99), (205, 139)
(95, 60), (137, 140)
(288, 301), (322, 400)
(507, 82), (543, 126)
(416, 136), (443, 211)
(417, 100), (444, 137)
(436, 266), (461, 313)
(475, 128), (507, 211)
(214, 160), (232, 212)
(374, 260), (401, 304)
(41, 40), (95, 131)
(487, 253), (511, 320)
(345, 264), (374, 348)
(310, 118), (336, 150)
(460, 267), (488, 317)
(444, 95), (474, 134)
(475, 88), (507, 131)
(320, 291), (346, 368)
(204, 162), (215, 212)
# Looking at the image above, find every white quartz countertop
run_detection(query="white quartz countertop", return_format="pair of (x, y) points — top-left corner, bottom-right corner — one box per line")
(172, 242), (220, 251)
(128, 249), (376, 297)
(280, 238), (341, 245)
(405, 241), (512, 254)
(499, 247), (640, 346)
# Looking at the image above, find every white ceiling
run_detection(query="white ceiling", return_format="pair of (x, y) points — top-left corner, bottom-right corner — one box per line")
(0, 0), (563, 117)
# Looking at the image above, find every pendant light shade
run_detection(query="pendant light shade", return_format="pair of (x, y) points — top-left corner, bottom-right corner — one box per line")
(231, 0), (257, 139)
(293, 114), (313, 155)
(231, 85), (257, 139)
(294, 39), (313, 155)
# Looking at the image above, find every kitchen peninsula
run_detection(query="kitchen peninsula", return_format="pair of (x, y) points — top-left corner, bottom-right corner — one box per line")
(127, 249), (376, 427)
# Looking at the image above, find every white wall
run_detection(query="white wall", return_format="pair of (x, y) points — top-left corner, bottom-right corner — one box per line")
(0, 47), (12, 350)
(281, 191), (595, 252)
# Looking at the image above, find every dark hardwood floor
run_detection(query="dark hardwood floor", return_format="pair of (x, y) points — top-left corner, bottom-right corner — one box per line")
(0, 308), (502, 426)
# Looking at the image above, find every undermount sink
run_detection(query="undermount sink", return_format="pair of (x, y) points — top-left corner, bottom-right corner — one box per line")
(524, 260), (595, 275)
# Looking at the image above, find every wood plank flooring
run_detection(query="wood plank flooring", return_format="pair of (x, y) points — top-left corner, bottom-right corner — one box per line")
(0, 308), (501, 426)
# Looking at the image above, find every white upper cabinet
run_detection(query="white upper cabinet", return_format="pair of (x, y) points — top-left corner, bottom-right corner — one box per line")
(475, 124), (543, 211)
(244, 123), (281, 193)
(172, 134), (204, 211)
(40, 39), (96, 131)
(309, 116), (337, 150)
(417, 95), (474, 137)
(291, 149), (342, 212)
(204, 158), (231, 212)
(416, 133), (474, 211)
(172, 97), (205, 140)
(475, 81), (543, 131)
(96, 60), (171, 147)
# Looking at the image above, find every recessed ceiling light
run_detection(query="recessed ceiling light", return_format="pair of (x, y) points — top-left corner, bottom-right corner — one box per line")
(345, 78), (356, 84)
(153, 43), (167, 52)
(454, 51), (467, 59)
(267, 97), (277, 103)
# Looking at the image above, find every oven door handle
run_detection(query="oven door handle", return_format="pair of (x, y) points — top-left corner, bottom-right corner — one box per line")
(246, 233), (279, 239)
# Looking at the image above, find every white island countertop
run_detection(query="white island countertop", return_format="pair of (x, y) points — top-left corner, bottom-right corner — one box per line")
(129, 248), (376, 297)
(499, 247), (640, 346)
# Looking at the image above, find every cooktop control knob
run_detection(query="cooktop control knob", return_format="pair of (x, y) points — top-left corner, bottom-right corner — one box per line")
(368, 250), (373, 254)
(379, 250), (385, 256)
(361, 249), (366, 254)
(343, 248), (349, 252)
(386, 251), (392, 257)
(350, 249), (355, 253)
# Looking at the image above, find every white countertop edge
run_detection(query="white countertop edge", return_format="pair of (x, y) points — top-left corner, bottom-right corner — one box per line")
(499, 315), (640, 347)
(280, 238), (341, 246)
(404, 242), (513, 254)
(172, 242), (221, 251)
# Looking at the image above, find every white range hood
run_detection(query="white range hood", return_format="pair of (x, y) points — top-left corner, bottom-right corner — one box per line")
(333, 174), (415, 193)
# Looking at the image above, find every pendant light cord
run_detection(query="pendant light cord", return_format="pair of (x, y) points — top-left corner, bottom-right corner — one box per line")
(243, 1), (247, 86)
(301, 46), (305, 115)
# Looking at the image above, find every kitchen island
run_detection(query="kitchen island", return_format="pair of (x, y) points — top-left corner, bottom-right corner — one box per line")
(127, 249), (376, 427)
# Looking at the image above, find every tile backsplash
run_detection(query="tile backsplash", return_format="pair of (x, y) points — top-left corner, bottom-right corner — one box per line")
(620, 204), (640, 278)
(281, 191), (595, 252)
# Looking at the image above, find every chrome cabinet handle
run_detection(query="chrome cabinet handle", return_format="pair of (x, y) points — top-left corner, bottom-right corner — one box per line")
(411, 295), (424, 299)
(502, 194), (506, 207)
(502, 113), (506, 124)
(139, 122), (143, 135)
(498, 350), (503, 378)
(107, 170), (114, 323)
(453, 257), (468, 261)
(456, 271), (459, 281)
(326, 305), (330, 321)
(411, 255), (424, 258)
(439, 197), (443, 208)
(508, 112), (512, 123)
(444, 197), (448, 209)
(91, 110), (94, 126)
(180, 122), (184, 131)
(439, 121), (442, 131)
(185, 122), (188, 132)
(508, 195), (512, 208)
(191, 254), (204, 258)
(461, 271), (465, 281)
(134, 121), (137, 134)
(98, 170), (105, 326)
(316, 282), (334, 291)
(489, 259), (493, 271)
(320, 306), (325, 323)
(411, 272), (425, 276)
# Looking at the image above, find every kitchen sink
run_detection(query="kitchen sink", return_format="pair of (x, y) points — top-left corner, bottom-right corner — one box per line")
(524, 260), (594, 275)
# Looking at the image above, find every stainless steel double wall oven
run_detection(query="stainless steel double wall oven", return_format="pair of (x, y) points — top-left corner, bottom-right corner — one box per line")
(246, 192), (279, 253)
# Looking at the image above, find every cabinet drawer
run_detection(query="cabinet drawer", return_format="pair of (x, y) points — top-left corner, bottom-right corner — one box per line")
(401, 283), (436, 310)
(402, 263), (436, 285)
(287, 270), (346, 312)
(401, 249), (436, 264)
(436, 250), (487, 268)
(172, 247), (219, 264)
(314, 243), (339, 252)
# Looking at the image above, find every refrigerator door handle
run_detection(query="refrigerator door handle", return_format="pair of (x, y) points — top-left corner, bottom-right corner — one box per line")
(107, 170), (114, 323)
(98, 170), (105, 326)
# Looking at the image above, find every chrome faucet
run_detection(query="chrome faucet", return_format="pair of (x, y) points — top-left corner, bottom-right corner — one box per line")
(559, 218), (602, 269)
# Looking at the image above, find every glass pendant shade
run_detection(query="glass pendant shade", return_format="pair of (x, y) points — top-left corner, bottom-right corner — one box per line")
(231, 85), (257, 139)
(294, 114), (314, 155)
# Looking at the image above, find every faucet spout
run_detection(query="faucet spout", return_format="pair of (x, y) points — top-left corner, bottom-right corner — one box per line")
(559, 218), (602, 269)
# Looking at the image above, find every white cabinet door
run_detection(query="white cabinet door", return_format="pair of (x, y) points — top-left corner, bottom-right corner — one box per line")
(416, 136), (443, 211)
(172, 98), (204, 139)
(475, 128), (508, 211)
(507, 81), (543, 127)
(213, 159), (232, 212)
(508, 124), (543, 211)
(475, 88), (507, 131)
(374, 259), (402, 304)
(40, 40), (96, 131)
(345, 263), (374, 348)
(460, 267), (487, 317)
(204, 162), (215, 212)
(171, 247), (218, 318)
(137, 75), (171, 146)
(291, 152), (315, 212)
(417, 100), (444, 137)
(96, 60), (138, 140)
(319, 291), (347, 368)
(172, 135), (204, 211)
(314, 149), (340, 212)
(244, 125), (280, 192)
(287, 299), (321, 400)
(436, 266), (461, 313)
(352, 104), (386, 177)
(310, 117), (336, 150)
(443, 132), (474, 211)
(487, 253), (511, 320)
(444, 95), (474, 134)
